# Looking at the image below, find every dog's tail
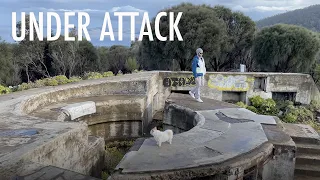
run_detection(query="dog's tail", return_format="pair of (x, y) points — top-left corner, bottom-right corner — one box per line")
(166, 129), (173, 137)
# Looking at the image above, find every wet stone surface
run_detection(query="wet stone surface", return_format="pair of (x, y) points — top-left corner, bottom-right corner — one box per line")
(0, 129), (39, 137)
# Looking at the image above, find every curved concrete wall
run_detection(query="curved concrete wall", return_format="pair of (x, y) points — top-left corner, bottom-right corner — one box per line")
(163, 101), (204, 133)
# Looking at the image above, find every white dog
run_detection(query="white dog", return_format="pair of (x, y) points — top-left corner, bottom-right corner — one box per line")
(150, 127), (173, 147)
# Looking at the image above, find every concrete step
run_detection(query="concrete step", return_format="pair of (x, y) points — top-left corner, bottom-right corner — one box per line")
(295, 164), (320, 177)
(292, 136), (320, 145)
(296, 143), (320, 155)
(296, 153), (320, 166)
(294, 174), (320, 180)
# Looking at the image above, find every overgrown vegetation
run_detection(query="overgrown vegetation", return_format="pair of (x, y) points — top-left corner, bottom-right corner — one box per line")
(102, 140), (135, 180)
(236, 96), (320, 131)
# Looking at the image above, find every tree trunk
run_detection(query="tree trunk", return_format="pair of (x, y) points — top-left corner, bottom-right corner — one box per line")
(25, 65), (30, 83)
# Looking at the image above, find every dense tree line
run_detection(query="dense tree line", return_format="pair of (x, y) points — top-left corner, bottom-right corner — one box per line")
(1, 3), (320, 87)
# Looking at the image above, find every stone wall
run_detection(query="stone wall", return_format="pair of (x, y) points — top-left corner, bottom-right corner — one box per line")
(159, 71), (320, 105)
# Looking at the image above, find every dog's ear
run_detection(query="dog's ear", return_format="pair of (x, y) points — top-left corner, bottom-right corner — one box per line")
(153, 126), (157, 130)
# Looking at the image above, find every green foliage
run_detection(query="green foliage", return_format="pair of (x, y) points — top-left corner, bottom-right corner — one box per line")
(0, 39), (19, 86)
(83, 72), (103, 80)
(101, 171), (109, 180)
(283, 113), (297, 123)
(33, 79), (46, 88)
(260, 98), (278, 115)
(253, 24), (320, 73)
(125, 57), (139, 72)
(44, 78), (59, 86)
(104, 147), (124, 173)
(68, 76), (82, 83)
(211, 6), (256, 71)
(305, 120), (320, 131)
(308, 100), (320, 112)
(281, 105), (314, 123)
(237, 96), (278, 116)
(235, 101), (247, 108)
(102, 71), (114, 77)
(311, 64), (320, 86)
(247, 106), (259, 113)
(250, 96), (265, 108)
(0, 85), (10, 94)
(17, 83), (32, 91)
(54, 75), (69, 85)
(107, 45), (130, 73)
(276, 100), (294, 111)
(139, 3), (228, 71)
(104, 140), (134, 176)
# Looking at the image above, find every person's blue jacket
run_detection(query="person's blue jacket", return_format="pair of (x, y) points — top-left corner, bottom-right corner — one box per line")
(192, 55), (204, 78)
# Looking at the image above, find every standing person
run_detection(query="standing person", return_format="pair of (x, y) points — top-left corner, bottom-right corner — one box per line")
(189, 48), (206, 103)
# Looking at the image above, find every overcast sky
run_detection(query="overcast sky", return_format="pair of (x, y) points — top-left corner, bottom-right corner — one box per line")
(1, 0), (319, 46)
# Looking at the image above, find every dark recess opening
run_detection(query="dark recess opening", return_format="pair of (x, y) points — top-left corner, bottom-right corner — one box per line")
(171, 90), (190, 94)
(272, 92), (296, 102)
(222, 91), (246, 104)
(254, 77), (266, 91)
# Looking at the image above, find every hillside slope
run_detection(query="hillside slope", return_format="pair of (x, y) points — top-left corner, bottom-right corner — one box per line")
(256, 4), (320, 32)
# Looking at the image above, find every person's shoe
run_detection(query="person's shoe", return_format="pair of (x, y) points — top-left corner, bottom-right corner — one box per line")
(196, 98), (203, 103)
(189, 91), (195, 99)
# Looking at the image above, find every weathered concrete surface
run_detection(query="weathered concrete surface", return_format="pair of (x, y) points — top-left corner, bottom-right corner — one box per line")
(283, 123), (320, 141)
(1, 71), (319, 180)
(111, 93), (273, 179)
(13, 163), (101, 180)
(159, 71), (320, 105)
(261, 124), (296, 180)
(59, 101), (96, 121)
(0, 73), (160, 180)
(31, 95), (147, 140)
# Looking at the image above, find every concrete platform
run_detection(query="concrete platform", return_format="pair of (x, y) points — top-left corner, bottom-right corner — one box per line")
(110, 93), (276, 179)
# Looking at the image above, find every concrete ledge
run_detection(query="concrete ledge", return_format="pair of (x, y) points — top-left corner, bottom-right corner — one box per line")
(58, 101), (96, 121)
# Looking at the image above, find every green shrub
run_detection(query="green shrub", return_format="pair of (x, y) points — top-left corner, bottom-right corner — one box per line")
(83, 72), (103, 80)
(17, 83), (32, 91)
(33, 79), (45, 88)
(236, 101), (247, 108)
(103, 71), (114, 77)
(104, 147), (124, 174)
(125, 57), (139, 72)
(247, 106), (259, 113)
(260, 98), (278, 115)
(68, 76), (82, 83)
(54, 75), (69, 85)
(281, 105), (314, 123)
(44, 78), (58, 86)
(249, 95), (265, 108)
(101, 171), (109, 180)
(305, 120), (320, 131)
(283, 112), (297, 123)
(308, 100), (320, 112)
(276, 100), (294, 111)
(248, 96), (278, 115)
(0, 85), (10, 94)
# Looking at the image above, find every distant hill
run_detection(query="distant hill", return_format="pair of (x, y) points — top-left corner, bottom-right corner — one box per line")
(256, 4), (320, 32)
